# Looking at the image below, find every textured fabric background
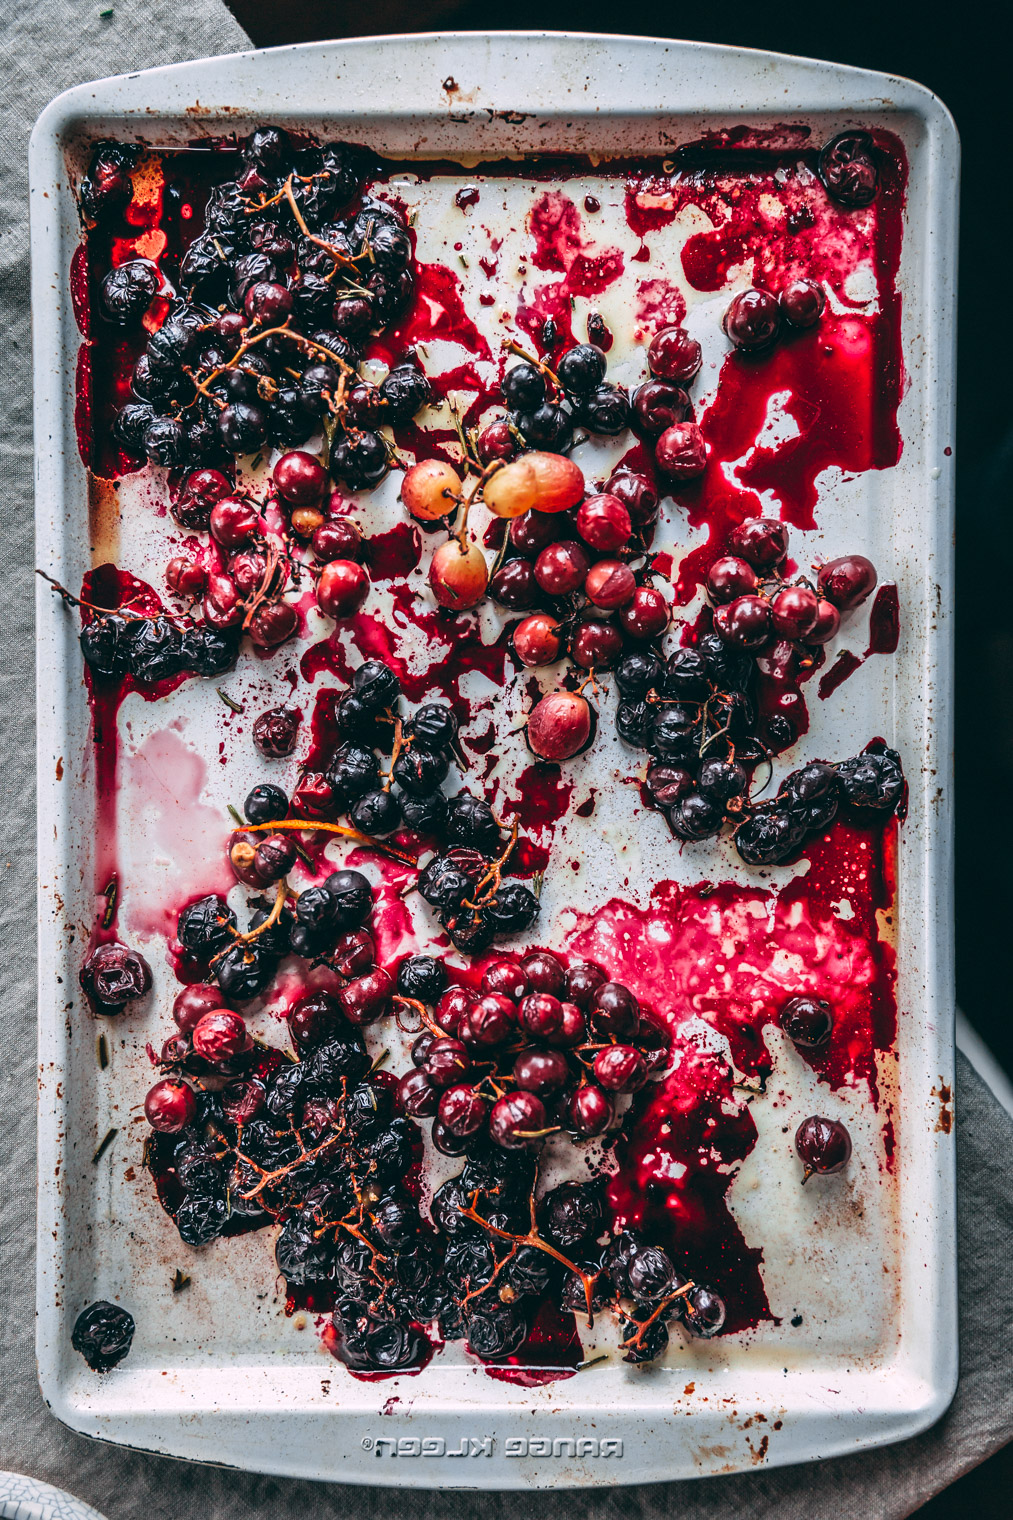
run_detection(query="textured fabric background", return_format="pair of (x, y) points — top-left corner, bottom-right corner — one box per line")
(1, 7), (1010, 1516)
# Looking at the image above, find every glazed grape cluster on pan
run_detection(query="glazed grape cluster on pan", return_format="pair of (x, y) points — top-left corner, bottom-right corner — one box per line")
(395, 948), (669, 1150)
(137, 937), (726, 1372)
(623, 622), (906, 860)
(234, 659), (541, 953)
(78, 592), (241, 681)
(606, 511), (905, 859)
(89, 129), (430, 488)
(490, 274), (825, 477)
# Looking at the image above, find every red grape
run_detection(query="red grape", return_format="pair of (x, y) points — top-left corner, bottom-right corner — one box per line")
(527, 691), (592, 760)
(534, 540), (589, 596)
(655, 422), (707, 480)
(144, 1078), (197, 1133)
(780, 278), (825, 329)
(770, 585), (820, 639)
(513, 613), (563, 667)
(317, 560), (370, 618)
(429, 540), (489, 609)
(648, 326), (702, 384)
(584, 560), (636, 611)
(273, 450), (326, 506)
(575, 494), (632, 552)
(619, 585), (670, 640)
(570, 619), (622, 670)
(484, 451), (584, 517)
(402, 459), (462, 521)
(817, 554), (878, 611)
(706, 556), (758, 604)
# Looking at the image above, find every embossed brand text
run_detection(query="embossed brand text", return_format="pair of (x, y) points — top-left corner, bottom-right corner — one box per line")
(361, 1435), (624, 1459)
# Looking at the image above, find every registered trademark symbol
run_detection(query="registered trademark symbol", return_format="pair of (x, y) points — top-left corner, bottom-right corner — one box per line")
(361, 1437), (373, 1450)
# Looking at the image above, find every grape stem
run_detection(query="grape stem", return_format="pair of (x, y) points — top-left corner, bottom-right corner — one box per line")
(450, 456), (506, 549)
(391, 994), (445, 1039)
(380, 715), (405, 792)
(197, 321), (355, 393)
(36, 569), (151, 622)
(462, 822), (519, 910)
(240, 541), (286, 631)
(453, 470), (484, 549)
(618, 1282), (695, 1354)
(458, 1171), (600, 1324)
(281, 174), (359, 273)
(448, 399), (479, 472)
(235, 1128), (342, 1202)
(240, 818), (417, 865)
(506, 339), (562, 391)
(210, 878), (290, 964)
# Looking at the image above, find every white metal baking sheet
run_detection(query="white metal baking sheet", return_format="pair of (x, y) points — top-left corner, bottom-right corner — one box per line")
(30, 31), (958, 1487)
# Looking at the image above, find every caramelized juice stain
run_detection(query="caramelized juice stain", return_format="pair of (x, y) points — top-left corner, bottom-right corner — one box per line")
(88, 474), (121, 563)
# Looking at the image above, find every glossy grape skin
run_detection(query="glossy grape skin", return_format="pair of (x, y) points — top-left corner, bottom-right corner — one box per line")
(724, 288), (781, 352)
(527, 692), (592, 760)
(402, 459), (462, 521)
(429, 541), (489, 610)
(795, 1114), (852, 1179)
(513, 613), (563, 668)
(780, 995), (834, 1049)
(817, 554), (878, 612)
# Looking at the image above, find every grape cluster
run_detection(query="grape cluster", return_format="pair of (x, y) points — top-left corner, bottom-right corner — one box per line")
(613, 506), (897, 848)
(416, 846), (540, 952)
(702, 517), (878, 656)
(498, 342), (631, 452)
(404, 444), (672, 760)
(137, 926), (845, 1365)
(621, 633), (761, 842)
(428, 1166), (725, 1364)
(620, 606), (905, 856)
(144, 1021), (433, 1374)
(79, 603), (240, 682)
(403, 448), (593, 613)
(496, 462), (666, 658)
(398, 343), (700, 631)
(395, 948), (668, 1152)
(162, 447), (381, 651)
(160, 456), (373, 651)
(734, 747), (905, 865)
(495, 460), (671, 762)
(632, 325), (709, 484)
(628, 651), (904, 862)
(492, 291), (825, 485)
(482, 323), (706, 486)
(243, 658), (541, 951)
(493, 325), (709, 490)
(95, 127), (431, 487)
(174, 851), (383, 1005)
(143, 948), (722, 1368)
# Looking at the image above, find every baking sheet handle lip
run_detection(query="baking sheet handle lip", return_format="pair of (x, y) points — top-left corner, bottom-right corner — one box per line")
(17, 1368), (965, 1492)
(27, 31), (961, 149)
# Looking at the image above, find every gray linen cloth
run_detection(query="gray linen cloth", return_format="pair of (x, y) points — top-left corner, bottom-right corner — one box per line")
(2, 6), (1011, 1515)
